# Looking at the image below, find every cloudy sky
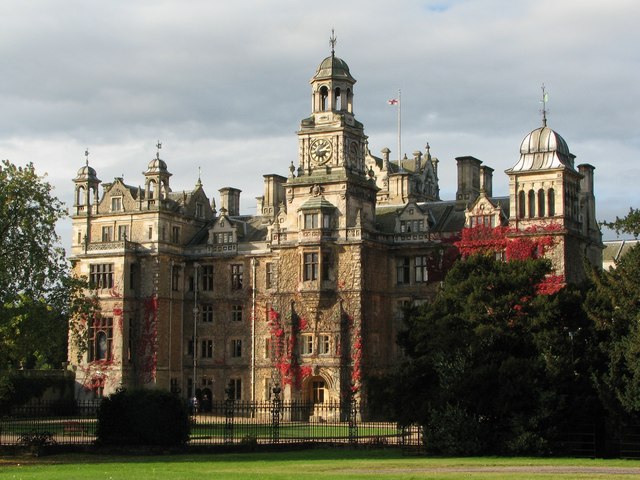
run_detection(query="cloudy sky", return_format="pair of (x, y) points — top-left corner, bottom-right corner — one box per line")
(2, 0), (638, 249)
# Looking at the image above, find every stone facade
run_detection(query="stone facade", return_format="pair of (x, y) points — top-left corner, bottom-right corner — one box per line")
(68, 49), (602, 413)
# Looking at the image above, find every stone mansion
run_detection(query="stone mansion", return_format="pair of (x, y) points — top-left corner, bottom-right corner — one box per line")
(68, 48), (602, 408)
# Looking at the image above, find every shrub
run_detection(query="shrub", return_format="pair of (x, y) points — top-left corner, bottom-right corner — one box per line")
(423, 404), (484, 456)
(96, 389), (189, 446)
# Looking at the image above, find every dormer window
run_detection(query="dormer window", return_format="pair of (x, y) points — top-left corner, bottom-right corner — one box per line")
(214, 232), (234, 244)
(111, 197), (122, 212)
(196, 202), (204, 218)
(400, 220), (424, 233)
(469, 215), (494, 228)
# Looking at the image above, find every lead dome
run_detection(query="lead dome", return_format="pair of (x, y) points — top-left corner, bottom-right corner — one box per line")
(312, 55), (355, 82)
(509, 125), (575, 172)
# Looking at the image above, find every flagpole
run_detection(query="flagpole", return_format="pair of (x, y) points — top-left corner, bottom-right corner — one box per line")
(397, 89), (402, 162)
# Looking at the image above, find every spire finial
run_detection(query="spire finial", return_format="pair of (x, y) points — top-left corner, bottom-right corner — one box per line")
(540, 84), (549, 127)
(330, 28), (337, 56)
(84, 148), (89, 166)
(156, 140), (162, 159)
(196, 166), (202, 187)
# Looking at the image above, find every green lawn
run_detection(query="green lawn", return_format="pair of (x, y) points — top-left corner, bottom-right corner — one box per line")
(2, 449), (640, 479)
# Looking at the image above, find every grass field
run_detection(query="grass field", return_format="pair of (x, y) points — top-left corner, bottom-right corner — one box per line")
(2, 449), (640, 479)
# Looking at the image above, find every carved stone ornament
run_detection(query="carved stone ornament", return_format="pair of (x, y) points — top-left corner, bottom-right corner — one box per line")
(310, 184), (324, 197)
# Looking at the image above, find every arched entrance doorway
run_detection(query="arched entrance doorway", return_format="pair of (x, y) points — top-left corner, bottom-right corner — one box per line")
(304, 375), (327, 404)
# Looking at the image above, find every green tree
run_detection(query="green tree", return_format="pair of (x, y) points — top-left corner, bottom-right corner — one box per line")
(393, 255), (597, 455)
(586, 243), (640, 420)
(0, 160), (94, 402)
(603, 207), (640, 239)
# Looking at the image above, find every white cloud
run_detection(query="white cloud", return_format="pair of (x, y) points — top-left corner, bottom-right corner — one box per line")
(1, 0), (639, 251)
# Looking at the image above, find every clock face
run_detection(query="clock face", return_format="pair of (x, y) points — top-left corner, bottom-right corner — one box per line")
(310, 138), (333, 165)
(349, 143), (359, 163)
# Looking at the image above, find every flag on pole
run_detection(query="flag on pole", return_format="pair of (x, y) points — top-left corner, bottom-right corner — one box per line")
(387, 98), (399, 105)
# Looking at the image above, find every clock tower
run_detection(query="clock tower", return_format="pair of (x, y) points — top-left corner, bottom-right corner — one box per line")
(285, 35), (377, 234)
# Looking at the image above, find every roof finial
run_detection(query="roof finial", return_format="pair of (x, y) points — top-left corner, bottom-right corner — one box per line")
(540, 84), (549, 127)
(84, 148), (89, 167)
(196, 166), (202, 187)
(156, 140), (162, 159)
(330, 28), (337, 57)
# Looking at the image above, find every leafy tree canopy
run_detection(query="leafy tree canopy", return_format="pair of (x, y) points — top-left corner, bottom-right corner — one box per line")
(392, 254), (597, 455)
(0, 160), (95, 402)
(603, 207), (640, 239)
(586, 242), (640, 419)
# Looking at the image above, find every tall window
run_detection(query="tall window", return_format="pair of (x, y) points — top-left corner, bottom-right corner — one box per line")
(528, 190), (535, 218)
(231, 304), (243, 322)
(548, 188), (555, 216)
(415, 256), (428, 283)
(171, 265), (180, 291)
(304, 213), (319, 229)
(321, 252), (332, 281)
(231, 264), (243, 290)
(304, 252), (318, 281)
(265, 262), (273, 289)
(318, 334), (330, 355)
(264, 337), (272, 359)
(228, 378), (242, 400)
(202, 265), (214, 291)
(117, 225), (128, 241)
(111, 197), (122, 212)
(172, 226), (180, 243)
(301, 334), (313, 355)
(201, 339), (213, 358)
(396, 257), (410, 285)
(90, 264), (114, 289)
(89, 317), (113, 362)
(201, 304), (214, 323)
(129, 263), (138, 291)
(101, 226), (113, 242)
(196, 202), (204, 218)
(538, 189), (546, 217)
(518, 190), (526, 218)
(231, 339), (242, 358)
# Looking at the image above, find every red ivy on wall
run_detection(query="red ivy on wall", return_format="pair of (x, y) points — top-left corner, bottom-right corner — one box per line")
(267, 308), (312, 388)
(455, 223), (565, 295)
(137, 295), (158, 385)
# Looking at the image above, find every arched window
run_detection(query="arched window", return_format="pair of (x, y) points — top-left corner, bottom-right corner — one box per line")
(77, 186), (86, 206)
(538, 189), (545, 217)
(320, 86), (329, 111)
(96, 331), (108, 360)
(334, 87), (341, 110)
(528, 190), (535, 218)
(148, 180), (156, 198)
(518, 190), (526, 218)
(548, 188), (555, 216)
(89, 317), (113, 362)
(346, 88), (353, 113)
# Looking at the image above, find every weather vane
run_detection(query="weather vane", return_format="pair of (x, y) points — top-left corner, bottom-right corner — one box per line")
(540, 84), (549, 127)
(330, 28), (337, 56)
(156, 140), (162, 159)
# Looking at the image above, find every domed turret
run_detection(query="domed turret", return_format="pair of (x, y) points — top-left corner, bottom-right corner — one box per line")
(144, 142), (172, 204)
(509, 125), (575, 172)
(312, 55), (355, 83)
(73, 150), (101, 216)
(74, 164), (99, 182)
(146, 157), (168, 174)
